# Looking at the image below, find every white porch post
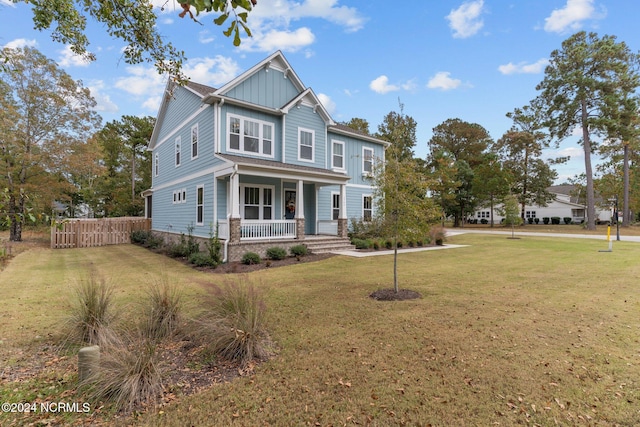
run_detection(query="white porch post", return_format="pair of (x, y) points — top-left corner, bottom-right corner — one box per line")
(230, 172), (240, 218)
(339, 184), (347, 219)
(296, 179), (304, 219)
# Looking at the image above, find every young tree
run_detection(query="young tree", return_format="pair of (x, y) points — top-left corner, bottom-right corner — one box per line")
(8, 0), (257, 80)
(534, 31), (640, 230)
(0, 47), (101, 240)
(471, 153), (512, 227)
(376, 107), (418, 162)
(501, 194), (522, 238)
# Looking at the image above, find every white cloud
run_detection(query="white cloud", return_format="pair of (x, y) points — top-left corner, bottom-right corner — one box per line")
(0, 0), (15, 6)
(369, 76), (399, 94)
(3, 38), (37, 49)
(446, 0), (485, 39)
(182, 56), (241, 87)
(317, 93), (336, 115)
(58, 45), (91, 68)
(498, 58), (549, 75)
(87, 80), (119, 113)
(114, 65), (166, 97)
(543, 0), (603, 33)
(199, 30), (215, 44)
(427, 72), (462, 91)
(241, 27), (315, 53)
(143, 96), (162, 113)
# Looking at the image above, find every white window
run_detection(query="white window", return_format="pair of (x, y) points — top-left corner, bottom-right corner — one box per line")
(299, 128), (314, 162)
(363, 195), (372, 222)
(191, 124), (199, 159)
(196, 185), (204, 225)
(363, 147), (374, 175)
(175, 136), (181, 167)
(332, 140), (345, 170)
(154, 153), (159, 177)
(241, 185), (274, 220)
(173, 189), (186, 204)
(526, 210), (536, 218)
(228, 115), (274, 157)
(332, 193), (340, 220)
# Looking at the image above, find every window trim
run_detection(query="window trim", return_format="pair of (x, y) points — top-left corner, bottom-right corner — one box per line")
(362, 146), (374, 176)
(331, 140), (345, 171)
(331, 192), (340, 221)
(196, 185), (204, 225)
(227, 114), (274, 158)
(191, 124), (199, 160)
(175, 136), (181, 167)
(362, 194), (372, 222)
(298, 127), (315, 163)
(154, 153), (159, 177)
(240, 184), (275, 220)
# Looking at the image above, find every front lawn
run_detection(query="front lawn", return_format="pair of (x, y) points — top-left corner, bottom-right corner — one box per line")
(1, 234), (639, 425)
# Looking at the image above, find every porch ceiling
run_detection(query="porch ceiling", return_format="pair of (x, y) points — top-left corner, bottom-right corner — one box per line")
(216, 153), (350, 185)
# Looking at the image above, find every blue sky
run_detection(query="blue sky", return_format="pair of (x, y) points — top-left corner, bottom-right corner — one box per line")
(1, 0), (639, 183)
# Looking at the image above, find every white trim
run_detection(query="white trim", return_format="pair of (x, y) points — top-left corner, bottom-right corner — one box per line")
(191, 123), (199, 160)
(154, 153), (159, 177)
(196, 184), (204, 225)
(331, 191), (340, 221)
(362, 194), (373, 222)
(362, 146), (374, 176)
(227, 113), (275, 158)
(298, 127), (315, 163)
(153, 104), (211, 150)
(240, 184), (275, 220)
(331, 140), (346, 172)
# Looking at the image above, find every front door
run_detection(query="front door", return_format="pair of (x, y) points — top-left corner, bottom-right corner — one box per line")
(284, 190), (296, 219)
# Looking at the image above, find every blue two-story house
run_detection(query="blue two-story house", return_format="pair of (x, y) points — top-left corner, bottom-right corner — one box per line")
(143, 51), (388, 261)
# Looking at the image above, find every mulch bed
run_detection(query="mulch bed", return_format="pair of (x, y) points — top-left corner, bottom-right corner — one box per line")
(191, 252), (335, 274)
(369, 288), (422, 301)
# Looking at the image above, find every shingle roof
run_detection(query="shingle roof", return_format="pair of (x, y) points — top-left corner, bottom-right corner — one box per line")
(185, 81), (216, 97)
(217, 153), (349, 179)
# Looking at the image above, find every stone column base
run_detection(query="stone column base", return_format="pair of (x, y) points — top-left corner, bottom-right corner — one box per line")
(337, 218), (348, 238)
(296, 218), (305, 240)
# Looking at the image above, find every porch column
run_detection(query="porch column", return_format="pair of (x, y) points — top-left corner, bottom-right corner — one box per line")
(229, 172), (241, 244)
(296, 179), (305, 240)
(337, 183), (348, 238)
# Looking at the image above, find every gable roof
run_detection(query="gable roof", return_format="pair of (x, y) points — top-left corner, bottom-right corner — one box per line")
(329, 123), (391, 147)
(281, 88), (334, 125)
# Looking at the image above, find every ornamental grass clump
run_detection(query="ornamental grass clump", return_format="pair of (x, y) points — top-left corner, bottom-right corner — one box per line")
(86, 336), (164, 413)
(64, 276), (117, 347)
(204, 276), (271, 368)
(140, 279), (182, 342)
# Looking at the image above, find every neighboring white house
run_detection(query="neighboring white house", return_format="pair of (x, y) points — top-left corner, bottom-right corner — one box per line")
(472, 185), (613, 225)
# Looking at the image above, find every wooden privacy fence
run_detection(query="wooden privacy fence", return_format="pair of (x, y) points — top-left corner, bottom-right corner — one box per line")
(51, 217), (151, 249)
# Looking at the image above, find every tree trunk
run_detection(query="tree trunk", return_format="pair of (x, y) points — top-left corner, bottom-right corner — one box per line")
(8, 193), (23, 242)
(623, 142), (630, 226)
(581, 100), (596, 230)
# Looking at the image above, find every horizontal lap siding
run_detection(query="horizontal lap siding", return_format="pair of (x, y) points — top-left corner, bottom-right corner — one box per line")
(327, 131), (384, 186)
(220, 104), (283, 161)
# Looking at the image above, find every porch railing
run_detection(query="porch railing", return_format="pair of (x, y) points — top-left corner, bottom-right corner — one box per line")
(241, 220), (296, 240)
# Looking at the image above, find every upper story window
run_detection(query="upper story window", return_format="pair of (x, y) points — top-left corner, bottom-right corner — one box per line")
(191, 124), (199, 159)
(175, 136), (181, 167)
(299, 128), (314, 162)
(228, 114), (274, 158)
(362, 147), (374, 175)
(332, 140), (345, 170)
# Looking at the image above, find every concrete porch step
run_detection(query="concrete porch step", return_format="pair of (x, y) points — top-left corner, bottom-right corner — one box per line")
(304, 237), (355, 254)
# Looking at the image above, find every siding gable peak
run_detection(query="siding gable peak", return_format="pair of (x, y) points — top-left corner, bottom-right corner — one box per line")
(282, 88), (334, 125)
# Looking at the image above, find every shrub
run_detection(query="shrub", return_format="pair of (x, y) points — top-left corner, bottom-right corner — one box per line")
(206, 223), (223, 266)
(241, 252), (261, 265)
(372, 240), (380, 250)
(563, 217), (572, 224)
(140, 280), (182, 342)
(551, 216), (561, 225)
(289, 244), (308, 257)
(352, 238), (371, 249)
(86, 337), (163, 413)
(266, 247), (287, 260)
(65, 276), (116, 347)
(534, 218), (540, 224)
(527, 218), (534, 224)
(189, 251), (217, 267)
(204, 277), (271, 367)
(480, 218), (488, 224)
(429, 226), (446, 246)
(543, 217), (550, 224)
(131, 230), (151, 245)
(385, 239), (393, 249)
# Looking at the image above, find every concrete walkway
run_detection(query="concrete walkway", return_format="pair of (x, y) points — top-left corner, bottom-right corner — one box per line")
(332, 244), (469, 257)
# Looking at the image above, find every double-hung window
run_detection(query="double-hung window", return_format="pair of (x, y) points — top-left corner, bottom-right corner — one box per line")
(363, 195), (372, 221)
(196, 185), (204, 225)
(332, 193), (340, 220)
(332, 141), (344, 170)
(362, 147), (374, 175)
(228, 115), (274, 157)
(154, 153), (159, 177)
(299, 128), (314, 162)
(191, 124), (199, 159)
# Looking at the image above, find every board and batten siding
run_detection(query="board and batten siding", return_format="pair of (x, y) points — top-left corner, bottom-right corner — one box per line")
(317, 185), (376, 223)
(224, 67), (300, 109)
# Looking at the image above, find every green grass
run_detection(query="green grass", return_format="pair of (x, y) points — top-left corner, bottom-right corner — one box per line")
(2, 234), (640, 425)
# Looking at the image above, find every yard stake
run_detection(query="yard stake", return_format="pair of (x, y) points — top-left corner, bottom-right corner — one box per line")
(599, 225), (613, 252)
